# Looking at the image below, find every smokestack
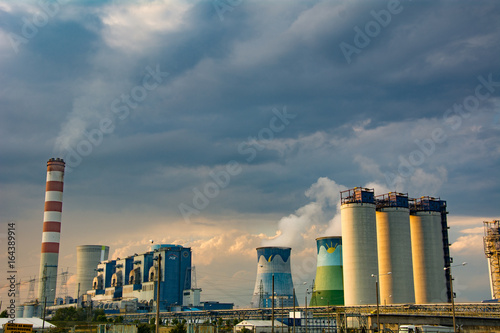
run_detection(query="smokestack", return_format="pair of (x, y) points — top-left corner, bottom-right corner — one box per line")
(37, 158), (65, 304)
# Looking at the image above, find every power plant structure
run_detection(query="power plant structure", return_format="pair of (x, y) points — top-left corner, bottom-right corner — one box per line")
(341, 187), (379, 306)
(76, 245), (110, 299)
(38, 158), (65, 304)
(251, 247), (296, 308)
(309, 236), (344, 306)
(376, 193), (415, 305)
(89, 244), (192, 310)
(484, 220), (500, 300)
(337, 187), (451, 306)
(409, 197), (450, 304)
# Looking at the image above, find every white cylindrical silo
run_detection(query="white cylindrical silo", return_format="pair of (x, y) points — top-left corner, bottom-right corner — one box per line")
(76, 245), (109, 297)
(410, 210), (446, 303)
(341, 188), (378, 305)
(376, 193), (415, 304)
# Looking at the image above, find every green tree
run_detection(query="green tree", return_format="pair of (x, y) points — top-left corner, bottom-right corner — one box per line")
(170, 322), (186, 333)
(92, 309), (106, 322)
(114, 316), (124, 323)
(0, 310), (8, 318)
(239, 328), (251, 333)
(137, 323), (152, 333)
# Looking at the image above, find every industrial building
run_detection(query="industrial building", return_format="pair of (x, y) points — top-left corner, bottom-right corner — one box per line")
(309, 236), (344, 306)
(335, 187), (451, 306)
(340, 187), (379, 306)
(484, 220), (500, 300)
(38, 158), (66, 305)
(251, 247), (296, 308)
(88, 244), (192, 310)
(409, 196), (451, 304)
(376, 192), (415, 305)
(76, 245), (109, 299)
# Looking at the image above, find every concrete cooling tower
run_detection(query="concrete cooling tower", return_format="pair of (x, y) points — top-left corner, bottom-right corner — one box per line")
(410, 197), (448, 304)
(76, 245), (110, 297)
(38, 158), (65, 304)
(310, 236), (344, 306)
(251, 247), (296, 308)
(376, 193), (415, 305)
(341, 187), (378, 306)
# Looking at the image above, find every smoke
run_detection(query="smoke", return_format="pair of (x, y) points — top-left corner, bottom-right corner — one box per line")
(262, 177), (347, 248)
(263, 178), (397, 249)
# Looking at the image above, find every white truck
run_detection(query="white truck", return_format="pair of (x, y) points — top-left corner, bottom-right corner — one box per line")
(399, 325), (454, 333)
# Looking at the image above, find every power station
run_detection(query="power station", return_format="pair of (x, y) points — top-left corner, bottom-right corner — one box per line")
(76, 245), (110, 299)
(318, 188), (452, 307)
(309, 236), (344, 306)
(251, 247), (296, 308)
(89, 244), (192, 310)
(38, 158), (65, 304)
(24, 158), (492, 323)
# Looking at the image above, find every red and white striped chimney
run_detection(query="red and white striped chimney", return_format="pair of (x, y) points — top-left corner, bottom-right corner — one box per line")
(37, 158), (65, 304)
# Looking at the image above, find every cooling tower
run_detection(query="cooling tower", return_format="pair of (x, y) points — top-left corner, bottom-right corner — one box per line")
(341, 187), (378, 305)
(376, 193), (415, 304)
(251, 247), (296, 308)
(410, 198), (447, 304)
(37, 158), (65, 304)
(310, 236), (344, 306)
(76, 245), (110, 297)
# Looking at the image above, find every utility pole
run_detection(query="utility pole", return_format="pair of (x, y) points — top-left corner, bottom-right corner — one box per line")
(271, 274), (275, 333)
(155, 253), (162, 333)
(292, 288), (296, 333)
(42, 265), (47, 332)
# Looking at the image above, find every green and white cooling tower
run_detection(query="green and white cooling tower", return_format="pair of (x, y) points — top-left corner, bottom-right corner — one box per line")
(310, 236), (344, 306)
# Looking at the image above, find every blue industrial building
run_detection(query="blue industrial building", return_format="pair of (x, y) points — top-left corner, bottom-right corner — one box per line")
(89, 244), (192, 310)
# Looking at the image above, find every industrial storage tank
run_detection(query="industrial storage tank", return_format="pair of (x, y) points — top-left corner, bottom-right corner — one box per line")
(341, 187), (378, 305)
(410, 197), (447, 303)
(76, 245), (109, 297)
(23, 304), (34, 318)
(251, 247), (296, 308)
(310, 236), (344, 306)
(376, 193), (415, 304)
(16, 305), (24, 318)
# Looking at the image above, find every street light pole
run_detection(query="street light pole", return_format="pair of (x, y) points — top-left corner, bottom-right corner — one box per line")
(444, 262), (467, 333)
(293, 288), (296, 333)
(155, 253), (162, 333)
(272, 274), (275, 333)
(305, 288), (308, 333)
(371, 272), (391, 332)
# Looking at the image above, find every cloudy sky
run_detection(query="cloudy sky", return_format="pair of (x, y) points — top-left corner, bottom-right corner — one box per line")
(0, 0), (499, 308)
